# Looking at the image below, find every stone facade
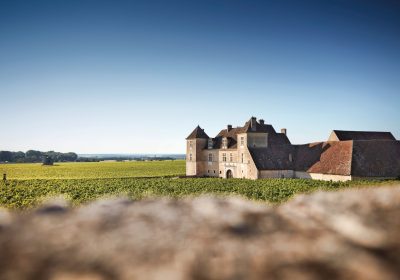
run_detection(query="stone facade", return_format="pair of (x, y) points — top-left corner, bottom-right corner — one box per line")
(186, 117), (400, 181)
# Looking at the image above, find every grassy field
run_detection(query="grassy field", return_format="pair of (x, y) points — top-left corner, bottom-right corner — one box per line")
(0, 161), (398, 209)
(0, 160), (185, 179)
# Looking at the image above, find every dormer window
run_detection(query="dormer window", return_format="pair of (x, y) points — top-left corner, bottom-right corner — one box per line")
(208, 139), (213, 149)
(222, 137), (228, 149)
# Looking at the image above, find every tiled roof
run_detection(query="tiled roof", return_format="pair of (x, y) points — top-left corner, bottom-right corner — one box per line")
(213, 118), (290, 149)
(331, 130), (396, 141)
(269, 133), (291, 146)
(306, 141), (353, 176)
(293, 140), (400, 176)
(186, 126), (209, 140)
(351, 140), (400, 177)
(213, 126), (241, 149)
(293, 142), (326, 172)
(292, 141), (353, 175)
(249, 145), (294, 170)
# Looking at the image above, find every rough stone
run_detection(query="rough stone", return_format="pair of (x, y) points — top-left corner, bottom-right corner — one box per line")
(1, 186), (400, 280)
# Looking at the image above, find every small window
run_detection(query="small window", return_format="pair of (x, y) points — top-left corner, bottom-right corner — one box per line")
(208, 153), (213, 162)
(189, 154), (192, 161)
(208, 139), (213, 149)
(241, 153), (244, 163)
(222, 153), (227, 162)
(207, 170), (209, 173)
(222, 138), (228, 149)
(230, 153), (233, 162)
(240, 137), (244, 146)
(219, 171), (222, 174)
(214, 170), (216, 173)
(189, 141), (193, 149)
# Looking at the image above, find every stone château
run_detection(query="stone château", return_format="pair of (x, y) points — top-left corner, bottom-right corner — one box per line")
(186, 117), (400, 181)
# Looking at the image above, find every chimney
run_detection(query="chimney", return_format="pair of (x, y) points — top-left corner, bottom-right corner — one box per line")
(250, 117), (257, 131)
(259, 119), (264, 125)
(227, 125), (232, 132)
(281, 128), (287, 135)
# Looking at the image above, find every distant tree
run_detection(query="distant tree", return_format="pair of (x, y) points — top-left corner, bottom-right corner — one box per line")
(26, 150), (43, 162)
(12, 151), (26, 163)
(0, 150), (78, 163)
(0, 151), (13, 162)
(63, 152), (78, 162)
(42, 155), (54, 166)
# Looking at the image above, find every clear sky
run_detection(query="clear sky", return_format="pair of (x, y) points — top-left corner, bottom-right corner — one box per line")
(1, 0), (399, 154)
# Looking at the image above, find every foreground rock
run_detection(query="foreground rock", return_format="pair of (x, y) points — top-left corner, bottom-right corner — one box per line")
(1, 186), (400, 280)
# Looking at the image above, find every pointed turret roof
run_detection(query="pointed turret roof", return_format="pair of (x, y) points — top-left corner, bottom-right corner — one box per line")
(186, 125), (209, 140)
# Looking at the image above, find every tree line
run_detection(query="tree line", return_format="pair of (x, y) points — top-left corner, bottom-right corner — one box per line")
(0, 150), (78, 163)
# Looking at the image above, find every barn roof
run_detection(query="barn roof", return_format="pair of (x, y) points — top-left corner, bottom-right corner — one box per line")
(331, 130), (395, 141)
(351, 140), (400, 177)
(293, 142), (326, 172)
(291, 140), (400, 177)
(305, 141), (353, 176)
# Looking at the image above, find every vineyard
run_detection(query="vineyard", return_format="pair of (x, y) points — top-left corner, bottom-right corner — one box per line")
(1, 177), (398, 209)
(0, 161), (398, 209)
(0, 160), (186, 179)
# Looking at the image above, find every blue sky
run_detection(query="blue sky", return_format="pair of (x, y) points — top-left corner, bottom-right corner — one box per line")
(1, 0), (399, 153)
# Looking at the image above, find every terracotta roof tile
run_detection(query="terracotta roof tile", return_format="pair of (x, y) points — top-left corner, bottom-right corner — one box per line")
(293, 142), (325, 171)
(306, 141), (353, 176)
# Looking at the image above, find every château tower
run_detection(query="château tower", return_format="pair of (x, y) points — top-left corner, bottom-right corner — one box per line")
(186, 125), (209, 176)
